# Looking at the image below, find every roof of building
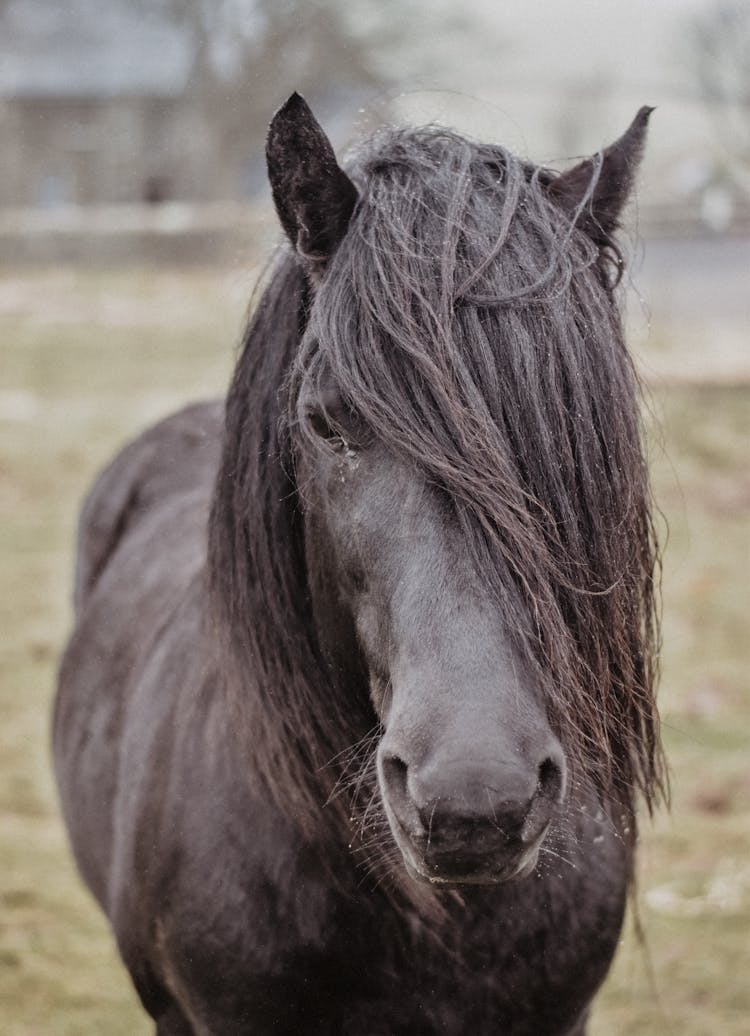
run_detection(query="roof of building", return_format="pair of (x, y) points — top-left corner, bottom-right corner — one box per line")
(0, 0), (193, 97)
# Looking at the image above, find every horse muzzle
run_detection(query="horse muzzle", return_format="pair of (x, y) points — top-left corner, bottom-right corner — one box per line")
(378, 749), (566, 887)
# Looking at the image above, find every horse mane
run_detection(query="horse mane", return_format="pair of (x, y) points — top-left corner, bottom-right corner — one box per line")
(209, 124), (665, 850)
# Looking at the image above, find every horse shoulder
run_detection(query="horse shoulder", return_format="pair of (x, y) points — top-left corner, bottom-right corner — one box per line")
(72, 401), (222, 614)
(53, 402), (222, 905)
(108, 655), (354, 1032)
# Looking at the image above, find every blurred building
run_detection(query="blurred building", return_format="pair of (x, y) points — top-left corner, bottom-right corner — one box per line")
(0, 0), (383, 210)
(1, 0), (747, 243)
(0, 1), (241, 207)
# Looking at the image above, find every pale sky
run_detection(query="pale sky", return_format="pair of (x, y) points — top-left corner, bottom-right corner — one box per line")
(359, 0), (736, 195)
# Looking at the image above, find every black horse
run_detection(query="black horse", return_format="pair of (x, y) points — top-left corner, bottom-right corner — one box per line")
(54, 95), (664, 1035)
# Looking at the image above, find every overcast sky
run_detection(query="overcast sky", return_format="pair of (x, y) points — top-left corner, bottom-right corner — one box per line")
(1, 0), (738, 186)
(357, 0), (737, 192)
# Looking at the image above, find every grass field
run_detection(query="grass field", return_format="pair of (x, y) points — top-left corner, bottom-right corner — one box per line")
(1, 267), (748, 1034)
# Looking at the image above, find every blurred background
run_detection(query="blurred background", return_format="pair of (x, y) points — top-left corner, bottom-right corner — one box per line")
(1, 1), (748, 1033)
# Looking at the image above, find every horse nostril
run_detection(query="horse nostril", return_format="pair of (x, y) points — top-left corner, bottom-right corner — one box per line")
(381, 753), (408, 795)
(380, 753), (410, 810)
(380, 753), (425, 836)
(537, 755), (565, 803)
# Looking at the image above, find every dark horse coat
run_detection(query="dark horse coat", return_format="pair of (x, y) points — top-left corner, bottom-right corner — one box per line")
(54, 96), (664, 1035)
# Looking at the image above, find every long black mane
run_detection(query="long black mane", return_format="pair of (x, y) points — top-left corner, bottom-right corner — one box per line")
(209, 124), (664, 849)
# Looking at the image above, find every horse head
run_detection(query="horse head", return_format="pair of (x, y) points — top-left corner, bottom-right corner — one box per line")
(295, 384), (569, 884)
(259, 94), (657, 887)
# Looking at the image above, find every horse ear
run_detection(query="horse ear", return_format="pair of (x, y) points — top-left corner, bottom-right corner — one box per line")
(547, 106), (653, 244)
(266, 93), (358, 270)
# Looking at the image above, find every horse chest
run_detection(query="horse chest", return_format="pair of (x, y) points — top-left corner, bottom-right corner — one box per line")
(147, 839), (620, 1036)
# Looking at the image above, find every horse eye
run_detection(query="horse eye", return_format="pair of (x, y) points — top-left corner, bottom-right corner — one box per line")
(306, 409), (349, 451)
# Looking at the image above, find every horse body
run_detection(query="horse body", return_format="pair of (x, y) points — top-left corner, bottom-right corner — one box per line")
(56, 403), (625, 1035)
(54, 96), (662, 1034)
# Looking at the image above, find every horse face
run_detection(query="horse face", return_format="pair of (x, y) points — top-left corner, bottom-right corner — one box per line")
(297, 377), (567, 887)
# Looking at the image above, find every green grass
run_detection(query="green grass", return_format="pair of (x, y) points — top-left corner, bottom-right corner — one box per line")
(1, 268), (748, 1034)
(587, 381), (750, 1035)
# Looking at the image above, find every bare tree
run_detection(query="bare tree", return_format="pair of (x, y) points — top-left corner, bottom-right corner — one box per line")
(118, 0), (384, 198)
(142, 0), (388, 196)
(689, 0), (750, 176)
(138, 0), (503, 187)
